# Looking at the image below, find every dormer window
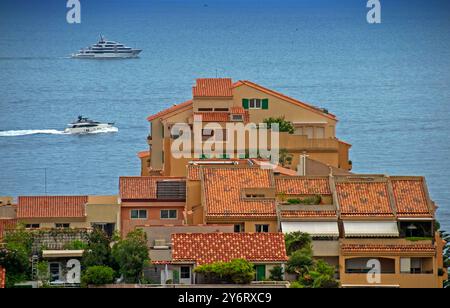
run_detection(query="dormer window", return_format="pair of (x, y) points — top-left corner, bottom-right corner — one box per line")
(231, 114), (244, 122)
(246, 194), (266, 198)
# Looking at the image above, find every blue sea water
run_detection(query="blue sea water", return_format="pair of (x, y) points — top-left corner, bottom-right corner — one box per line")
(0, 0), (449, 230)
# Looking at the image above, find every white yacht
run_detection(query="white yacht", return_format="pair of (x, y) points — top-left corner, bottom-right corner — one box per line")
(72, 35), (142, 59)
(65, 116), (115, 134)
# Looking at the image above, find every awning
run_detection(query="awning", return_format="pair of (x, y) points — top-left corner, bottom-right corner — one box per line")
(42, 250), (84, 258)
(281, 221), (339, 237)
(343, 221), (399, 237)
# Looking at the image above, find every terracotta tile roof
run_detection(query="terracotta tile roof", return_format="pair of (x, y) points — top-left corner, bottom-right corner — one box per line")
(172, 233), (288, 265)
(341, 243), (436, 255)
(276, 177), (331, 195)
(187, 165), (201, 181)
(137, 151), (150, 159)
(230, 106), (246, 114)
(17, 196), (87, 218)
(147, 100), (193, 122)
(0, 267), (5, 289)
(391, 179), (432, 218)
(194, 112), (230, 122)
(280, 210), (337, 218)
(193, 78), (233, 98)
(233, 80), (336, 120)
(0, 219), (17, 240)
(202, 167), (277, 219)
(119, 176), (185, 200)
(336, 182), (394, 217)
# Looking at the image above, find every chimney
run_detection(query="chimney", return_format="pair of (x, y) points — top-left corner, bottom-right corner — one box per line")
(297, 153), (309, 176)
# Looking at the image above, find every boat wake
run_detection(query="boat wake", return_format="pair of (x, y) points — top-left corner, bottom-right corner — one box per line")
(0, 127), (118, 137)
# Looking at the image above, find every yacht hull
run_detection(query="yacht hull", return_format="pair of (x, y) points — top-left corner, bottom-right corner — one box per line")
(72, 50), (142, 59)
(64, 124), (114, 134)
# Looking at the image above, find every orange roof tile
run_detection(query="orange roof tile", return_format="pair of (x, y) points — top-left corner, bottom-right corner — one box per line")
(233, 80), (337, 120)
(119, 176), (185, 200)
(193, 78), (233, 98)
(276, 177), (331, 195)
(0, 219), (17, 240)
(137, 151), (150, 159)
(194, 112), (230, 122)
(202, 167), (277, 219)
(230, 106), (246, 114)
(341, 243), (436, 254)
(147, 100), (193, 122)
(336, 182), (394, 217)
(17, 196), (87, 218)
(172, 233), (288, 265)
(281, 210), (337, 218)
(391, 179), (432, 218)
(0, 267), (5, 289)
(187, 165), (201, 181)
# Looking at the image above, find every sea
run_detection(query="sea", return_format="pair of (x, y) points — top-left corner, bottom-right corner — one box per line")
(0, 0), (449, 230)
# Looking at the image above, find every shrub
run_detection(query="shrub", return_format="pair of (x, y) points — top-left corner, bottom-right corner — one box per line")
(287, 195), (322, 205)
(64, 240), (88, 250)
(194, 259), (255, 284)
(289, 281), (303, 288)
(81, 266), (115, 287)
(269, 266), (284, 281)
(284, 232), (312, 256)
(263, 117), (295, 134)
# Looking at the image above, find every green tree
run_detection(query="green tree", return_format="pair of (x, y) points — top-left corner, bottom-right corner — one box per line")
(263, 117), (295, 134)
(285, 232), (312, 256)
(112, 229), (149, 283)
(82, 229), (113, 269)
(36, 261), (50, 288)
(279, 149), (293, 167)
(81, 266), (115, 287)
(0, 226), (33, 288)
(299, 260), (339, 288)
(269, 265), (284, 281)
(286, 246), (314, 277)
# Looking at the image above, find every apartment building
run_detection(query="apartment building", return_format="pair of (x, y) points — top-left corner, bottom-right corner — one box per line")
(119, 176), (186, 237)
(144, 78), (352, 177)
(15, 196), (120, 236)
(278, 174), (447, 288)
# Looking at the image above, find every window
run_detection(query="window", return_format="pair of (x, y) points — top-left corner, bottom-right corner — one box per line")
(234, 224), (244, 233)
(55, 223), (70, 229)
(198, 108), (213, 112)
(202, 129), (214, 136)
(249, 99), (262, 109)
(246, 194), (265, 198)
(305, 127), (314, 139)
(315, 127), (325, 139)
(214, 108), (229, 112)
(131, 209), (148, 219)
(49, 263), (60, 282)
(231, 114), (244, 122)
(180, 266), (191, 279)
(256, 224), (270, 233)
(25, 224), (40, 229)
(160, 209), (177, 219)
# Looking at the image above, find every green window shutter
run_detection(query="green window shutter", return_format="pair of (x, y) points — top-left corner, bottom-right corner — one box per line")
(262, 99), (269, 109)
(242, 99), (249, 109)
